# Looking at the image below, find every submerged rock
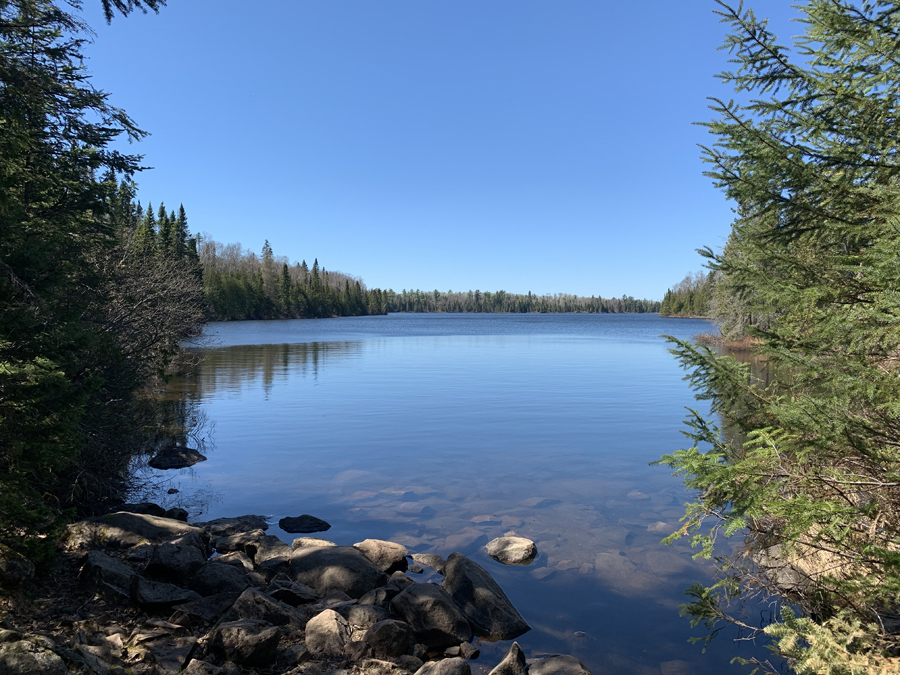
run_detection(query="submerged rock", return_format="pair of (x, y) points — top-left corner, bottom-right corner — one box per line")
(528, 655), (592, 675)
(485, 537), (537, 566)
(279, 514), (331, 534)
(148, 446), (207, 470)
(442, 553), (530, 641)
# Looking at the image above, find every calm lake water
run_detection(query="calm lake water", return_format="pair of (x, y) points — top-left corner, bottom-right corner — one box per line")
(151, 313), (775, 675)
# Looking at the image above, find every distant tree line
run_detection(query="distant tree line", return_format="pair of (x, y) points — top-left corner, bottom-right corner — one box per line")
(384, 289), (660, 314)
(658, 271), (713, 317)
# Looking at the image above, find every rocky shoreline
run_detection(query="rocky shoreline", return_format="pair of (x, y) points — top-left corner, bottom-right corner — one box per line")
(0, 506), (591, 675)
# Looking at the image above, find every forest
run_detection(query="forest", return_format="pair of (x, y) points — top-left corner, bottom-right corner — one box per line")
(657, 2), (900, 673)
(658, 271), (713, 318)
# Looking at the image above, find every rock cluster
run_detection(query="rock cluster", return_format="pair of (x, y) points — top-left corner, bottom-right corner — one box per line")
(0, 507), (591, 675)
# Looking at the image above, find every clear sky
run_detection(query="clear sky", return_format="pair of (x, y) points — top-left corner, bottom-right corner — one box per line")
(80, 0), (800, 299)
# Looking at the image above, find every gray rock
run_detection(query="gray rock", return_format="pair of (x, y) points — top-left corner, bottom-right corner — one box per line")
(415, 656), (471, 675)
(117, 502), (167, 518)
(0, 639), (70, 675)
(145, 542), (206, 584)
(148, 446), (207, 470)
(390, 583), (473, 649)
(386, 572), (415, 593)
(410, 554), (446, 574)
(305, 609), (351, 658)
(144, 636), (197, 673)
(189, 562), (250, 597)
(276, 643), (310, 668)
(488, 642), (526, 675)
(246, 535), (291, 565)
(485, 537), (537, 566)
(257, 555), (291, 580)
(165, 507), (189, 522)
(279, 515), (331, 534)
(79, 550), (136, 594)
(460, 642), (480, 660)
(291, 537), (337, 549)
(265, 578), (318, 606)
(358, 588), (397, 609)
(338, 604), (394, 629)
(364, 620), (416, 658)
(211, 529), (264, 555)
(354, 539), (409, 574)
(408, 564), (425, 574)
(171, 592), (241, 624)
(199, 516), (269, 538)
(210, 551), (254, 572)
(130, 575), (202, 609)
(291, 546), (387, 598)
(207, 619), (280, 667)
(65, 512), (203, 551)
(227, 588), (308, 627)
(441, 553), (529, 641)
(183, 660), (224, 675)
(527, 655), (592, 675)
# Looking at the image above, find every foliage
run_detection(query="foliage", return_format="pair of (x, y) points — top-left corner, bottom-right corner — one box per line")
(0, 0), (202, 559)
(384, 288), (659, 314)
(659, 1), (900, 671)
(660, 271), (714, 318)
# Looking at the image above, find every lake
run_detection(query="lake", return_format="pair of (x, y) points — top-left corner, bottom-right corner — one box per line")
(150, 313), (774, 675)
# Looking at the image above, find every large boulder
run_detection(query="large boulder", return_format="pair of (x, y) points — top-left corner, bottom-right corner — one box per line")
(79, 550), (136, 598)
(414, 657), (471, 675)
(0, 637), (70, 675)
(189, 562), (250, 597)
(130, 576), (202, 609)
(211, 529), (264, 554)
(171, 592), (242, 625)
(207, 619), (280, 667)
(441, 553), (529, 641)
(264, 578), (318, 606)
(292, 537), (336, 550)
(305, 609), (351, 658)
(354, 539), (409, 574)
(145, 542), (206, 584)
(117, 502), (167, 518)
(390, 583), (473, 649)
(245, 535), (291, 565)
(65, 512), (203, 550)
(488, 642), (527, 675)
(364, 619), (416, 658)
(338, 604), (394, 629)
(291, 546), (386, 598)
(198, 515), (269, 538)
(485, 537), (537, 566)
(227, 588), (308, 627)
(528, 655), (592, 675)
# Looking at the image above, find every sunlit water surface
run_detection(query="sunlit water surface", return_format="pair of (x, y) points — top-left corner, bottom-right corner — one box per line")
(151, 314), (775, 675)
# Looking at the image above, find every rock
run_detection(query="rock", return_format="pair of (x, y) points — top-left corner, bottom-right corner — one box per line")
(337, 604), (394, 629)
(408, 564), (425, 574)
(166, 507), (189, 522)
(130, 576), (202, 609)
(1, 548), (37, 588)
(189, 562), (250, 597)
(65, 512), (203, 550)
(488, 642), (526, 675)
(183, 660), (223, 675)
(79, 550), (136, 595)
(363, 619), (416, 658)
(354, 539), (409, 574)
(277, 643), (310, 668)
(414, 656), (471, 675)
(444, 646), (460, 657)
(411, 554), (446, 574)
(0, 638), (70, 675)
(386, 572), (415, 593)
(171, 592), (241, 624)
(441, 553), (529, 641)
(390, 583), (473, 649)
(210, 551), (254, 572)
(305, 609), (351, 658)
(460, 642), (480, 660)
(528, 655), (592, 675)
(257, 555), (291, 580)
(265, 578), (318, 606)
(485, 537), (537, 566)
(211, 529), (264, 554)
(227, 588), (308, 627)
(279, 515), (331, 534)
(291, 546), (387, 598)
(245, 535), (291, 565)
(207, 619), (280, 667)
(292, 537), (337, 549)
(148, 446), (207, 470)
(199, 516), (269, 538)
(117, 502), (167, 518)
(144, 636), (197, 673)
(358, 587), (397, 609)
(145, 542), (206, 584)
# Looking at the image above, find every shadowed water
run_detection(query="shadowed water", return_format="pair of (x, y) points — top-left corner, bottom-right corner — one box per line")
(153, 314), (777, 675)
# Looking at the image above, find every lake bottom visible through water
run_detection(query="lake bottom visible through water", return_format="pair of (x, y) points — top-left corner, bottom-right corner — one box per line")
(146, 314), (778, 675)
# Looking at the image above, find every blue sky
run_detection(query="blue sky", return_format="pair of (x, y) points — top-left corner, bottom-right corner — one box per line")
(81, 0), (800, 299)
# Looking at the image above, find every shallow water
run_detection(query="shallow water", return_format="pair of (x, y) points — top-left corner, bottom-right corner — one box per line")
(153, 314), (775, 674)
